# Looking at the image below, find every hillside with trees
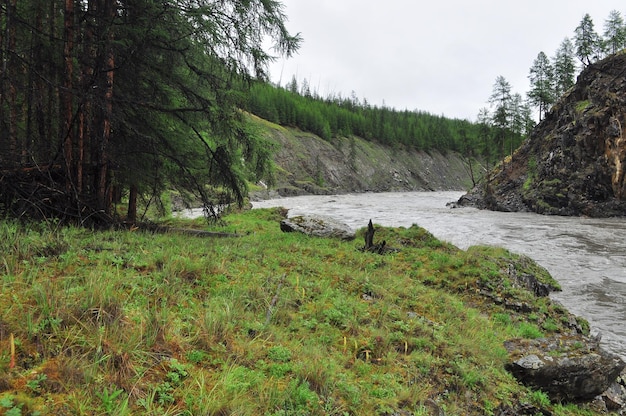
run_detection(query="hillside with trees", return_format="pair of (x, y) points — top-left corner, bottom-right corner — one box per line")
(459, 48), (626, 215)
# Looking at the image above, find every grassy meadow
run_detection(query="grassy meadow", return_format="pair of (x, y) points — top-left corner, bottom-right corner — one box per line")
(0, 208), (599, 415)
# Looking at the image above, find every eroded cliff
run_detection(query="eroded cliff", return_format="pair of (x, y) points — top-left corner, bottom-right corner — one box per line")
(250, 117), (474, 200)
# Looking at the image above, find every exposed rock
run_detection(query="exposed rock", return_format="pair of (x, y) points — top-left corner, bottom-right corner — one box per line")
(248, 125), (472, 201)
(279, 214), (355, 240)
(602, 368), (626, 410)
(458, 52), (626, 217)
(504, 335), (625, 402)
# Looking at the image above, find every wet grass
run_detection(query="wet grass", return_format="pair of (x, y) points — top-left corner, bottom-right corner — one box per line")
(0, 208), (598, 415)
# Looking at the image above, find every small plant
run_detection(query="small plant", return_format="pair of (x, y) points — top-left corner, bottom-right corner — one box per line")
(154, 359), (190, 405)
(26, 374), (47, 395)
(96, 387), (125, 413)
(541, 318), (559, 332)
(268, 345), (292, 362)
(517, 322), (543, 339)
(529, 389), (551, 408)
(186, 349), (209, 364)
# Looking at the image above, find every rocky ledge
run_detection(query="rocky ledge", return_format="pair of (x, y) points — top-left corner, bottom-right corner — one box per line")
(505, 335), (625, 409)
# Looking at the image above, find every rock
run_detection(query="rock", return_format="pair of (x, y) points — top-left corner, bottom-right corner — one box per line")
(601, 368), (626, 410)
(458, 52), (626, 217)
(504, 335), (625, 402)
(279, 214), (355, 240)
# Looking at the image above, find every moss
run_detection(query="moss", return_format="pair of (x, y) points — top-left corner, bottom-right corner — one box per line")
(575, 100), (591, 113)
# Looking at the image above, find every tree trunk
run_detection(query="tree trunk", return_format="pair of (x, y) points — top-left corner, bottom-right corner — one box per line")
(7, 0), (18, 166)
(362, 219), (388, 254)
(63, 0), (75, 190)
(127, 184), (138, 223)
(96, 0), (116, 213)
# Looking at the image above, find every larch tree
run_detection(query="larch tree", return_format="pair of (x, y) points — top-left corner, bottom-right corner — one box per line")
(553, 37), (577, 98)
(0, 0), (301, 225)
(527, 51), (555, 121)
(574, 13), (603, 66)
(603, 9), (626, 54)
(488, 75), (512, 160)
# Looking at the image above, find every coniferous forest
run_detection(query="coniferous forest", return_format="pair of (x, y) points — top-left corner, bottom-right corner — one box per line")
(244, 80), (526, 163)
(0, 0), (299, 225)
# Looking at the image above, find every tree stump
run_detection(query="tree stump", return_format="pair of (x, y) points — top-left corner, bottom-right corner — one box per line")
(362, 219), (387, 254)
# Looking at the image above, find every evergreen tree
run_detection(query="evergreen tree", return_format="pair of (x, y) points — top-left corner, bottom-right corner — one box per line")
(527, 51), (555, 121)
(476, 107), (494, 166)
(603, 10), (626, 54)
(553, 38), (577, 97)
(489, 76), (512, 159)
(574, 13), (603, 66)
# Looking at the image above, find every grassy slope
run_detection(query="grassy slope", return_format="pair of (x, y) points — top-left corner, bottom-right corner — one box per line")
(0, 209), (597, 415)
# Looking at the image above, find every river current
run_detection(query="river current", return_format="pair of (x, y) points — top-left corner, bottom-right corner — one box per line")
(249, 191), (626, 359)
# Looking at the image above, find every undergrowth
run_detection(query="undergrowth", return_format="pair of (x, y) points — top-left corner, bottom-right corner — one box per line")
(0, 208), (596, 415)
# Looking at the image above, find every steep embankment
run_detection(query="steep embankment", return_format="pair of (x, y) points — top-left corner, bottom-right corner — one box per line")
(458, 52), (626, 217)
(249, 115), (473, 200)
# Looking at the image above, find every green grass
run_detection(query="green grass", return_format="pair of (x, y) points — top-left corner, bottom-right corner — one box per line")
(0, 209), (597, 415)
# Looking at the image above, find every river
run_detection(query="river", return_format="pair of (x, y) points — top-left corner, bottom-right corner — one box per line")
(249, 191), (626, 360)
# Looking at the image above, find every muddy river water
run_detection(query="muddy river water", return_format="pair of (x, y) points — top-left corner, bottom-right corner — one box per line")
(250, 191), (626, 359)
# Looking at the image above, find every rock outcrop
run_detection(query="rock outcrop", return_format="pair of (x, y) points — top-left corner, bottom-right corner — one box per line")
(458, 52), (626, 217)
(279, 214), (355, 240)
(504, 335), (625, 403)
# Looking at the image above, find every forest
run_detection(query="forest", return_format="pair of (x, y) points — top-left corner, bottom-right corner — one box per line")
(1, 1), (624, 225)
(0, 0), (299, 225)
(244, 79), (525, 162)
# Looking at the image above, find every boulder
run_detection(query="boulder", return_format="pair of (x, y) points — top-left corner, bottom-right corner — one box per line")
(504, 335), (625, 402)
(279, 214), (355, 240)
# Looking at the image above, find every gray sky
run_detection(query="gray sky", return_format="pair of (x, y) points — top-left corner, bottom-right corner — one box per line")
(268, 1), (625, 121)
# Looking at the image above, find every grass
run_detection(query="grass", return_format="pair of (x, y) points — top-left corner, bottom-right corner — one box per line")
(0, 208), (599, 415)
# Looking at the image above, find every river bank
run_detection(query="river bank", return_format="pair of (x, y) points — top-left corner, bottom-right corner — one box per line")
(249, 116), (475, 199)
(252, 191), (626, 362)
(1, 210), (620, 414)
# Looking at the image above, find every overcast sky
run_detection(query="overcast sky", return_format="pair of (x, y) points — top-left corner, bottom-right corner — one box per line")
(267, 1), (625, 121)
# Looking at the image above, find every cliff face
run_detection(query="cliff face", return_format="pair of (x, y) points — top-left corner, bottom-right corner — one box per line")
(458, 52), (626, 217)
(250, 117), (474, 200)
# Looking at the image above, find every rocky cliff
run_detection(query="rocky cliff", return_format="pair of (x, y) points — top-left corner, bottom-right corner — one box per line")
(249, 116), (474, 200)
(458, 52), (626, 217)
